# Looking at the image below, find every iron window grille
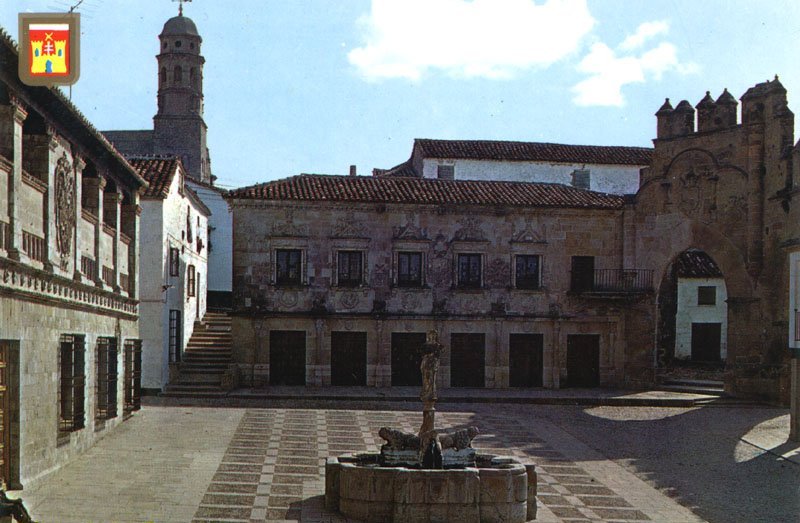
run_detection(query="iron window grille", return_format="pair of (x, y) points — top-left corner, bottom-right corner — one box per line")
(397, 252), (423, 287)
(95, 337), (118, 422)
(169, 247), (179, 277)
(168, 310), (182, 363)
(337, 251), (363, 287)
(123, 340), (142, 415)
(437, 165), (455, 180)
(276, 249), (302, 286)
(187, 265), (196, 297)
(58, 334), (85, 437)
(515, 255), (541, 290)
(457, 253), (482, 289)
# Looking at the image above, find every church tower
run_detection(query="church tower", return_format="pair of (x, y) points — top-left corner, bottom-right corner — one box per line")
(153, 11), (211, 183)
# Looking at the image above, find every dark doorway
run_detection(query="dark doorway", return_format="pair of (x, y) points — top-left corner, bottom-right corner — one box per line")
(391, 333), (425, 386)
(269, 331), (306, 385)
(566, 334), (600, 387)
(0, 341), (19, 489)
(509, 334), (543, 387)
(450, 333), (485, 387)
(331, 332), (367, 386)
(691, 323), (721, 362)
(570, 256), (595, 292)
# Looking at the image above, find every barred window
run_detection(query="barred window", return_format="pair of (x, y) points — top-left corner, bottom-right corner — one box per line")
(96, 337), (118, 422)
(337, 251), (363, 287)
(169, 247), (179, 277)
(123, 340), (142, 415)
(58, 334), (85, 438)
(397, 252), (423, 287)
(187, 265), (196, 297)
(457, 253), (482, 289)
(276, 249), (302, 286)
(515, 255), (541, 290)
(169, 310), (182, 363)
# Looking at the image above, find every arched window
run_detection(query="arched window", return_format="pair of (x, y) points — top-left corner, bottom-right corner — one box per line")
(160, 67), (166, 85)
(174, 66), (182, 84)
(175, 40), (182, 48)
(190, 67), (197, 87)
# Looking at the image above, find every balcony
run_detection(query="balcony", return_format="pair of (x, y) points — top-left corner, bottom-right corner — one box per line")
(571, 269), (653, 295)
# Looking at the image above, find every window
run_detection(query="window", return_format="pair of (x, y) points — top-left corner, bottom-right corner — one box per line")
(160, 66), (166, 85)
(570, 256), (595, 292)
(169, 247), (179, 277)
(123, 340), (142, 415)
(698, 286), (716, 305)
(338, 251), (363, 287)
(186, 208), (193, 243)
(174, 65), (182, 84)
(187, 265), (196, 297)
(96, 337), (118, 422)
(572, 169), (590, 190)
(457, 253), (482, 289)
(515, 255), (541, 289)
(397, 252), (423, 287)
(276, 249), (302, 286)
(168, 310), (182, 363)
(175, 40), (182, 48)
(437, 165), (455, 180)
(58, 334), (85, 436)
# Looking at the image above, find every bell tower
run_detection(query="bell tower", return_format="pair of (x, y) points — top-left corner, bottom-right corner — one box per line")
(153, 9), (211, 183)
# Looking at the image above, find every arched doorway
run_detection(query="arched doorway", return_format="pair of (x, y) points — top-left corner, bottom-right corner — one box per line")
(657, 249), (728, 376)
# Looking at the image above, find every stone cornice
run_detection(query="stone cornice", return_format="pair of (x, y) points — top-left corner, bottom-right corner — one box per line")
(0, 256), (137, 319)
(22, 170), (47, 193)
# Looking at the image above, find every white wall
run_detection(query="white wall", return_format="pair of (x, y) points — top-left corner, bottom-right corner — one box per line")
(138, 199), (165, 390)
(421, 158), (641, 195)
(789, 252), (800, 351)
(674, 277), (728, 361)
(187, 181), (231, 294)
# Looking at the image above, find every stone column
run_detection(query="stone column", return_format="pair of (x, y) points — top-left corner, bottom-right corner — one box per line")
(0, 97), (28, 262)
(104, 190), (123, 292)
(42, 125), (59, 272)
(72, 155), (85, 281)
(121, 195), (141, 299)
(83, 176), (106, 287)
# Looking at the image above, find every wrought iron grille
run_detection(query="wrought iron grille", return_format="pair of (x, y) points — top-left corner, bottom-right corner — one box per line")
(123, 340), (142, 414)
(58, 334), (85, 436)
(572, 269), (653, 293)
(95, 337), (118, 422)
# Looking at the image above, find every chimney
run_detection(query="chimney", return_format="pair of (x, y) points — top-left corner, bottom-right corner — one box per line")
(349, 165), (357, 177)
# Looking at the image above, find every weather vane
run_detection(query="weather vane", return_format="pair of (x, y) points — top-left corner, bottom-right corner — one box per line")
(173, 0), (192, 16)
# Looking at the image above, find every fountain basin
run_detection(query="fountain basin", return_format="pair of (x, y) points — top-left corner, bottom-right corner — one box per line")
(325, 453), (537, 523)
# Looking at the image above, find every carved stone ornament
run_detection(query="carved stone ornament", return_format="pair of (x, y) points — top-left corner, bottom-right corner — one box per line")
(371, 263), (388, 288)
(393, 213), (427, 240)
(511, 219), (546, 243)
(270, 208), (307, 237)
(332, 212), (367, 238)
(339, 291), (359, 310)
(55, 153), (76, 264)
(453, 217), (487, 242)
(486, 257), (510, 288)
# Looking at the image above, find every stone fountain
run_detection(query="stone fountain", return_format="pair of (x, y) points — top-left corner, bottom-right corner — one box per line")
(325, 331), (537, 522)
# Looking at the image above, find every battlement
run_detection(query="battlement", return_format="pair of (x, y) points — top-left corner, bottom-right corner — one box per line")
(655, 77), (792, 140)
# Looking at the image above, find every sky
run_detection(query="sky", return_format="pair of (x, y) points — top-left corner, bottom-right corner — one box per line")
(2, 0), (799, 190)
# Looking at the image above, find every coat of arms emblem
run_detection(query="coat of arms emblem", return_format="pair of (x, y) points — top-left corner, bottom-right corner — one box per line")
(18, 13), (80, 86)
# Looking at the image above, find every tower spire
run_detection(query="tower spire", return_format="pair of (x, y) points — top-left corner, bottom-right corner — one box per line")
(173, 0), (191, 17)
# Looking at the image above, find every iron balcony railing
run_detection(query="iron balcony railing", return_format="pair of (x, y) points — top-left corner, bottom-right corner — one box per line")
(571, 269), (653, 294)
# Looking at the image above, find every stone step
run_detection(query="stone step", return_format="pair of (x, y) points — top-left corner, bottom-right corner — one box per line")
(183, 349), (232, 356)
(662, 378), (724, 388)
(166, 382), (222, 391)
(180, 366), (226, 374)
(655, 384), (725, 395)
(160, 389), (228, 398)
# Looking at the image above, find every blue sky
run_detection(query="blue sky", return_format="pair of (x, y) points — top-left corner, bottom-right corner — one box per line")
(3, 1), (799, 189)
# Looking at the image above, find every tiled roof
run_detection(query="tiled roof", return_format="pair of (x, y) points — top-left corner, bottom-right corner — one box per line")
(372, 160), (417, 177)
(127, 157), (181, 198)
(415, 139), (653, 166)
(676, 250), (723, 278)
(228, 174), (625, 210)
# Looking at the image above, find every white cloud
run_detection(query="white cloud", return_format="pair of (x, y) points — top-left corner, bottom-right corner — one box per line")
(619, 20), (669, 51)
(348, 0), (595, 81)
(572, 22), (698, 107)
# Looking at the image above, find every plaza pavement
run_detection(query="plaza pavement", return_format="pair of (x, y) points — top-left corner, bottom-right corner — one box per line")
(10, 392), (799, 523)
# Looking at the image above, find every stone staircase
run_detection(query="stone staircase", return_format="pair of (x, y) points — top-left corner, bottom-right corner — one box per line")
(655, 363), (725, 396)
(163, 311), (232, 397)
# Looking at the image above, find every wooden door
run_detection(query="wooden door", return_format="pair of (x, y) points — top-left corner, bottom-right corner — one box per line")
(269, 331), (306, 385)
(391, 333), (425, 386)
(509, 334), (543, 387)
(691, 323), (721, 362)
(571, 256), (595, 292)
(450, 333), (485, 387)
(331, 332), (367, 386)
(566, 334), (600, 387)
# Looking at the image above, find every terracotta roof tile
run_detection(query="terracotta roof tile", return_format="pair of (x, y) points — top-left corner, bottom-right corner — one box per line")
(373, 160), (417, 177)
(228, 174), (625, 210)
(676, 250), (723, 278)
(127, 157), (181, 198)
(415, 139), (652, 166)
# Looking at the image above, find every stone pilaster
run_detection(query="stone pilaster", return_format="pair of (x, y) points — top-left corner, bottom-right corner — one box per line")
(121, 196), (141, 299)
(72, 155), (85, 281)
(83, 176), (106, 287)
(104, 190), (123, 292)
(0, 97), (28, 263)
(42, 125), (59, 273)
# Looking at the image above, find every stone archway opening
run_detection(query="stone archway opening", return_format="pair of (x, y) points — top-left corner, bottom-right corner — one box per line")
(657, 249), (728, 378)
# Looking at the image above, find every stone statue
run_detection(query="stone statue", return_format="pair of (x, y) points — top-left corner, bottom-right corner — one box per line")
(439, 426), (479, 451)
(378, 427), (419, 450)
(418, 330), (444, 466)
(419, 330), (442, 404)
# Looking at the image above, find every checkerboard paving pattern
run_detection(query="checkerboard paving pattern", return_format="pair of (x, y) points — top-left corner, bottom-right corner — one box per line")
(192, 408), (702, 523)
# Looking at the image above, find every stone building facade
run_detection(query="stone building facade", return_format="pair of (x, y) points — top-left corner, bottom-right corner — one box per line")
(129, 158), (209, 393)
(228, 176), (650, 389)
(374, 139), (652, 195)
(0, 29), (146, 486)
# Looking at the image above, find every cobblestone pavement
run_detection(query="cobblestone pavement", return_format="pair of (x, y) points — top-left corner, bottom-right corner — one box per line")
(17, 403), (797, 522)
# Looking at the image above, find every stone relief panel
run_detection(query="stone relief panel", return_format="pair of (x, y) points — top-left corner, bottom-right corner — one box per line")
(332, 212), (367, 238)
(485, 257), (510, 289)
(511, 219), (546, 244)
(392, 213), (428, 240)
(270, 208), (308, 237)
(55, 152), (75, 267)
(453, 217), (487, 242)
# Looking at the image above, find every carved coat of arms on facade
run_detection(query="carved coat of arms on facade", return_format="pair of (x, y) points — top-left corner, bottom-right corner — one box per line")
(54, 153), (75, 266)
(453, 217), (486, 242)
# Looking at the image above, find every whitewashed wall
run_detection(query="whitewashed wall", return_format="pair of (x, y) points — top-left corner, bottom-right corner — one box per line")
(187, 181), (231, 295)
(674, 277), (728, 360)
(421, 159), (641, 195)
